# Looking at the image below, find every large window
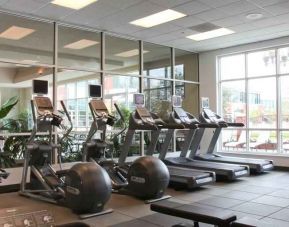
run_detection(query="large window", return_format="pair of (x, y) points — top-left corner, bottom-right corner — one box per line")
(219, 47), (289, 154)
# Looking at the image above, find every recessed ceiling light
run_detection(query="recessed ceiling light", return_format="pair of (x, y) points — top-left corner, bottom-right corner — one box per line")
(64, 39), (99, 49)
(115, 49), (149, 57)
(186, 28), (234, 41)
(246, 13), (263, 20)
(51, 0), (98, 10)
(0, 26), (35, 40)
(130, 9), (186, 28)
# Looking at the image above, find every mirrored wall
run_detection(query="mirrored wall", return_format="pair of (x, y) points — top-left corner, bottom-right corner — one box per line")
(0, 11), (199, 166)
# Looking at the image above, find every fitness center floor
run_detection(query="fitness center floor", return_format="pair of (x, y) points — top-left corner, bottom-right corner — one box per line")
(1, 170), (289, 226)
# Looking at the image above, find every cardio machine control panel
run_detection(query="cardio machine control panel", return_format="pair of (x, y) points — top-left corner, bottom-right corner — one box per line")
(0, 207), (54, 227)
(34, 97), (54, 115)
(135, 107), (154, 124)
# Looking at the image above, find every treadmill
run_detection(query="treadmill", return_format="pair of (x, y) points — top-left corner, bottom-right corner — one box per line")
(123, 94), (216, 189)
(163, 96), (249, 181)
(195, 108), (274, 173)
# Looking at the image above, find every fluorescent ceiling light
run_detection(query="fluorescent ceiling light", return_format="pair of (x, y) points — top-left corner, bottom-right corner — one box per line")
(186, 28), (234, 41)
(0, 26), (35, 40)
(51, 0), (98, 10)
(130, 9), (186, 28)
(64, 39), (99, 49)
(115, 49), (149, 57)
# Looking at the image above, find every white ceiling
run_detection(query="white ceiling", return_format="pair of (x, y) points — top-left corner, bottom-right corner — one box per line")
(1, 0), (289, 52)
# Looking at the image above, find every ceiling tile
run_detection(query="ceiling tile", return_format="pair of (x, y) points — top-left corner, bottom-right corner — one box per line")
(265, 1), (289, 15)
(165, 38), (195, 46)
(33, 4), (75, 20)
(250, 17), (282, 28)
(88, 1), (165, 30)
(198, 0), (241, 8)
(61, 1), (119, 25)
(217, 0), (260, 16)
(147, 28), (194, 43)
(108, 24), (143, 35)
(229, 23), (257, 32)
(132, 23), (181, 39)
(214, 15), (247, 27)
(172, 15), (205, 28)
(194, 8), (230, 21)
(0, 0), (8, 6)
(104, 0), (143, 10)
(248, 0), (289, 7)
(1, 0), (47, 13)
(173, 1), (211, 15)
(275, 12), (289, 23)
(148, 0), (191, 8)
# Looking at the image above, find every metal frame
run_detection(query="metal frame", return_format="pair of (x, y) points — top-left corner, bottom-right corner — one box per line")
(0, 10), (200, 162)
(218, 46), (289, 155)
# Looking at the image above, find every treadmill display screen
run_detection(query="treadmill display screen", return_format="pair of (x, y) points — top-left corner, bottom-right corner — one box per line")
(33, 80), (48, 95)
(136, 107), (151, 118)
(134, 93), (145, 106)
(172, 95), (182, 108)
(89, 84), (102, 98)
(174, 107), (187, 118)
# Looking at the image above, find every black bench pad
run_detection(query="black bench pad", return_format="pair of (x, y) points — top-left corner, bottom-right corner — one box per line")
(231, 217), (274, 227)
(151, 200), (236, 226)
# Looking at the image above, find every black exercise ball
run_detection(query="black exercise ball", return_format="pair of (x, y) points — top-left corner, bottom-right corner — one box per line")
(127, 156), (169, 199)
(65, 162), (112, 214)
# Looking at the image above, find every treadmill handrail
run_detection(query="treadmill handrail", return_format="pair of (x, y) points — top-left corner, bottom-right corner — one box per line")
(227, 122), (244, 127)
(197, 123), (219, 128)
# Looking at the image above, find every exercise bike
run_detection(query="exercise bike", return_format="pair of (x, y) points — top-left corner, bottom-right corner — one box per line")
(19, 80), (113, 219)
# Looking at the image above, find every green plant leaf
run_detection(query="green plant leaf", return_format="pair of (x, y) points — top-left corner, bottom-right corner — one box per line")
(0, 96), (19, 119)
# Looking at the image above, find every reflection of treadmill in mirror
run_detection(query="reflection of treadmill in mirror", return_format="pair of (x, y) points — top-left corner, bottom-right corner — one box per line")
(164, 96), (249, 181)
(196, 107), (274, 173)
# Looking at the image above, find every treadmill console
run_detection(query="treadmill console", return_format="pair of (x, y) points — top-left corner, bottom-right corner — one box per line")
(203, 108), (225, 124)
(136, 107), (154, 124)
(174, 107), (193, 124)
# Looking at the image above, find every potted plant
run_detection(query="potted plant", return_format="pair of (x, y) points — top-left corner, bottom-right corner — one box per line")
(0, 96), (19, 167)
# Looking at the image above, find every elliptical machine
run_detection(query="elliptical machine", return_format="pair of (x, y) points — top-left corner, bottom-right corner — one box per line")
(20, 80), (113, 219)
(82, 85), (170, 203)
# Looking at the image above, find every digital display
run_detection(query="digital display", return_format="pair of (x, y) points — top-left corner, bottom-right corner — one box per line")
(33, 80), (48, 95)
(89, 84), (102, 98)
(134, 93), (145, 106)
(172, 95), (182, 108)
(201, 97), (210, 109)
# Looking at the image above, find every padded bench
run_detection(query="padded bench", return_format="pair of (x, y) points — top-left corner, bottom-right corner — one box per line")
(231, 217), (274, 227)
(151, 200), (236, 227)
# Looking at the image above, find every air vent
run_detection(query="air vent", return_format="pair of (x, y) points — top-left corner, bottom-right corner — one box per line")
(189, 23), (220, 33)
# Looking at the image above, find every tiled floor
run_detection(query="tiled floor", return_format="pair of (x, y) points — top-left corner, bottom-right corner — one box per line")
(2, 171), (289, 226)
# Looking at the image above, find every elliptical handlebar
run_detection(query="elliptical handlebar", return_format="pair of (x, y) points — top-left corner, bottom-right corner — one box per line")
(114, 103), (125, 122)
(113, 103), (128, 137)
(59, 101), (73, 143)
